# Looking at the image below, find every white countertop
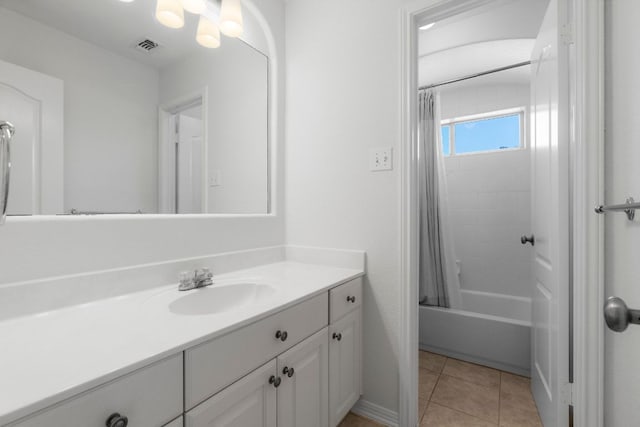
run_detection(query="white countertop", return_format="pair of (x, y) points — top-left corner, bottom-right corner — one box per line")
(0, 261), (364, 425)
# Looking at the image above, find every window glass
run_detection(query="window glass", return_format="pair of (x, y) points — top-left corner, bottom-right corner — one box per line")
(441, 125), (451, 156)
(453, 114), (520, 154)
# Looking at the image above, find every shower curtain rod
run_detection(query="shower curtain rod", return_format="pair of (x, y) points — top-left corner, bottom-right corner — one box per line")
(419, 60), (532, 91)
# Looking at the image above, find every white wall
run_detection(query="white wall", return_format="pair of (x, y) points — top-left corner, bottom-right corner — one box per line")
(0, 0), (286, 284)
(604, 1), (640, 424)
(0, 7), (160, 214)
(440, 84), (532, 299)
(160, 38), (268, 214)
(285, 0), (404, 414)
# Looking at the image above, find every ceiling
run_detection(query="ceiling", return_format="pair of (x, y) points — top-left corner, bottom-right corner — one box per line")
(0, 0), (265, 69)
(418, 0), (548, 89)
(419, 39), (534, 88)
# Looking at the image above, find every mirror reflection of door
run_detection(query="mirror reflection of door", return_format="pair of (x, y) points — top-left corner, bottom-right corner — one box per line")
(0, 59), (63, 215)
(174, 104), (203, 214)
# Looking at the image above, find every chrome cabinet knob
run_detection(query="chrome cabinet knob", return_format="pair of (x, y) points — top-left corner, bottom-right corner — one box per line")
(275, 330), (288, 341)
(346, 295), (356, 303)
(520, 234), (535, 246)
(604, 296), (640, 332)
(332, 332), (342, 341)
(106, 413), (128, 427)
(269, 375), (282, 388)
(282, 366), (295, 378)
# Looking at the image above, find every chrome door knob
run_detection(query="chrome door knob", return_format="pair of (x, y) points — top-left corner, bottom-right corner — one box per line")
(521, 234), (535, 246)
(604, 296), (640, 332)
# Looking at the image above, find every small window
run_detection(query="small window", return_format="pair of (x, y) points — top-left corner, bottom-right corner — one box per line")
(441, 125), (451, 156)
(441, 109), (524, 156)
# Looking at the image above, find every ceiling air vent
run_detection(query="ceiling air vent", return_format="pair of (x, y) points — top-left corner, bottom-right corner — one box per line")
(134, 38), (160, 53)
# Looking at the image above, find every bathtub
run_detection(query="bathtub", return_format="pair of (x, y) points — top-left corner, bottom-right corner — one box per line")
(419, 289), (531, 376)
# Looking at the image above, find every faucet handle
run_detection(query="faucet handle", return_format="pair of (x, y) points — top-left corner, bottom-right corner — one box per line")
(197, 267), (213, 279)
(178, 271), (194, 291)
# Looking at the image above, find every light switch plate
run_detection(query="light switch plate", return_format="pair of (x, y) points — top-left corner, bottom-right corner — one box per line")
(369, 148), (393, 171)
(208, 171), (221, 187)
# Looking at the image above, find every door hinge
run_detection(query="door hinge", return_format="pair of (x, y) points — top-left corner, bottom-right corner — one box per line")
(561, 22), (574, 45)
(561, 382), (574, 406)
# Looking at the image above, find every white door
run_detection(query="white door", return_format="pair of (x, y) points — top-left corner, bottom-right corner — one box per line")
(176, 113), (203, 214)
(0, 59), (63, 214)
(529, 0), (570, 425)
(602, 1), (640, 424)
(329, 309), (362, 427)
(185, 360), (277, 427)
(277, 328), (329, 427)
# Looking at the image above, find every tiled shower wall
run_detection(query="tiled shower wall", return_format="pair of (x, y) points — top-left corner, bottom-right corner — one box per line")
(441, 83), (532, 299)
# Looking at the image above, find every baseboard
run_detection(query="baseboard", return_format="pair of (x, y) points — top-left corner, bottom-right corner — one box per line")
(351, 399), (399, 427)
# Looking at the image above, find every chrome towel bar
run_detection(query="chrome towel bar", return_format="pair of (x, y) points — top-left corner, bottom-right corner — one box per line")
(595, 197), (639, 220)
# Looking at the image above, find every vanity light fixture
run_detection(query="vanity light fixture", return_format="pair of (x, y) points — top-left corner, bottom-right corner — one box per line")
(119, 0), (135, 3)
(419, 22), (436, 30)
(180, 0), (206, 14)
(153, 0), (242, 47)
(196, 15), (221, 48)
(219, 0), (243, 37)
(156, 0), (185, 29)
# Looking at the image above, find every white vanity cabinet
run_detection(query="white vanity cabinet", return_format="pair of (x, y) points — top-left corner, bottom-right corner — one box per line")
(184, 293), (329, 410)
(185, 328), (329, 427)
(184, 291), (331, 427)
(328, 278), (363, 427)
(185, 360), (278, 427)
(277, 328), (329, 427)
(5, 274), (364, 427)
(11, 354), (183, 427)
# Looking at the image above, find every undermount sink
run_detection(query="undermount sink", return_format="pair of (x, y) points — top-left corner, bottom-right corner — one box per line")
(169, 282), (277, 315)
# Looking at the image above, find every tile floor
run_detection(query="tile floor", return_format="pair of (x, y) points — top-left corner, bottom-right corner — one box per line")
(338, 351), (543, 427)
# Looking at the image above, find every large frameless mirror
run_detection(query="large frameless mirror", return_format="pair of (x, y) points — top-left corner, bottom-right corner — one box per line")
(0, 0), (269, 215)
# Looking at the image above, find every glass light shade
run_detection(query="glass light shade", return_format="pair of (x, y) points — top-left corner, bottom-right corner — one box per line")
(219, 0), (243, 37)
(196, 16), (221, 48)
(119, 0), (135, 3)
(180, 0), (206, 14)
(156, 0), (184, 29)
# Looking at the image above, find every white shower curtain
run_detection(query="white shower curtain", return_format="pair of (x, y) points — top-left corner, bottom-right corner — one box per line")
(418, 89), (461, 309)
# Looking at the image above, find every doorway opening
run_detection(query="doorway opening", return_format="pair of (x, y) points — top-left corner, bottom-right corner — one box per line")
(415, 1), (547, 424)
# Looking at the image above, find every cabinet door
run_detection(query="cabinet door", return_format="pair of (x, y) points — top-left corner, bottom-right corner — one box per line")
(329, 309), (362, 427)
(277, 328), (329, 427)
(185, 360), (277, 427)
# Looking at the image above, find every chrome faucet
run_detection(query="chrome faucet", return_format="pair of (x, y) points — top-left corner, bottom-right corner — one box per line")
(178, 268), (214, 291)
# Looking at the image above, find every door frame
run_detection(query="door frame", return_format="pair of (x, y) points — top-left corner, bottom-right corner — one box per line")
(397, 0), (605, 426)
(158, 88), (208, 214)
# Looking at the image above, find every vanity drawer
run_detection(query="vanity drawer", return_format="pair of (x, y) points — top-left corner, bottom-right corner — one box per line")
(12, 354), (183, 427)
(329, 278), (362, 323)
(185, 293), (328, 409)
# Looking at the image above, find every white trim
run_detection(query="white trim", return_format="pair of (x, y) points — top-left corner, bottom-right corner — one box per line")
(351, 399), (399, 427)
(440, 106), (524, 124)
(398, 3), (419, 427)
(570, 0), (605, 425)
(399, 2), (516, 425)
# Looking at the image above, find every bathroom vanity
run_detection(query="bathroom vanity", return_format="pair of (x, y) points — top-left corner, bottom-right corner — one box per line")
(0, 260), (363, 427)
